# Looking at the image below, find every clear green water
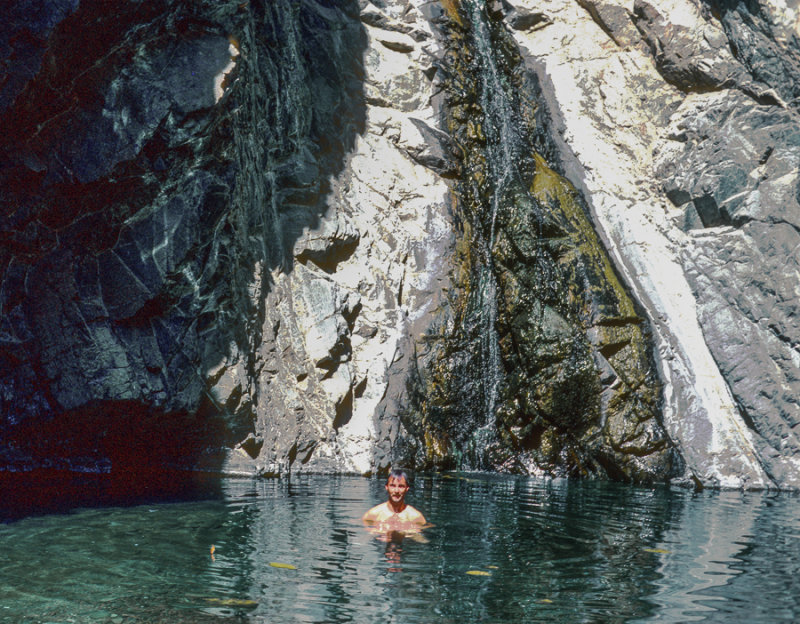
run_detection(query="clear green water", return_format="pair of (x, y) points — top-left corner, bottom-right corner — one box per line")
(2, 474), (799, 623)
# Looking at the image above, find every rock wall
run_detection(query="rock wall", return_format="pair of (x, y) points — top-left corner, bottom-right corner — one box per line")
(395, 0), (675, 482)
(503, 0), (800, 487)
(3, 0), (800, 490)
(0, 0), (456, 479)
(233, 1), (456, 475)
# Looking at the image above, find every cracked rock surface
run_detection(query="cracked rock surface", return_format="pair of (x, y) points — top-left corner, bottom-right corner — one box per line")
(4, 0), (800, 489)
(508, 0), (800, 487)
(0, 0), (455, 478)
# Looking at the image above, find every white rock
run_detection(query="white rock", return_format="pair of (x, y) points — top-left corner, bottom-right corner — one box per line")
(508, 0), (772, 486)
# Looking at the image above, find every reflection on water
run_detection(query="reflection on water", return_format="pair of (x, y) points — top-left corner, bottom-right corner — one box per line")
(636, 489), (800, 623)
(1, 475), (799, 623)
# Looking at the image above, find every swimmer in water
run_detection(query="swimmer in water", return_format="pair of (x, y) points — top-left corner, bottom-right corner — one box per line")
(362, 469), (426, 530)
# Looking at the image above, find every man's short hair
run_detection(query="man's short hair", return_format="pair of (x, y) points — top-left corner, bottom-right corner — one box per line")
(387, 468), (410, 485)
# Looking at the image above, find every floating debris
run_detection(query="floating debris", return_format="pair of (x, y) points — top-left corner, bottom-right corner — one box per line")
(643, 548), (671, 554)
(466, 570), (491, 576)
(204, 598), (259, 608)
(269, 562), (297, 570)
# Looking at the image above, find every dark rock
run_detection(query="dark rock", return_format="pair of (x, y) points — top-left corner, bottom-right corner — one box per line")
(707, 0), (800, 108)
(400, 4), (674, 482)
(507, 10), (550, 32)
(577, 0), (639, 47)
(0, 0), (367, 480)
(632, 0), (750, 92)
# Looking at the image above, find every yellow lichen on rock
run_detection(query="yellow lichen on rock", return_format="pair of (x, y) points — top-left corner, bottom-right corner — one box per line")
(440, 0), (463, 26)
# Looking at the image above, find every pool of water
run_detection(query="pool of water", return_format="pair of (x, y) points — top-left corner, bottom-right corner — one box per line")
(1, 474), (799, 623)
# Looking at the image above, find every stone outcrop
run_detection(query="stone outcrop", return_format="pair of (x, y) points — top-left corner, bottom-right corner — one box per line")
(504, 0), (800, 487)
(3, 0), (800, 491)
(0, 0), (456, 479)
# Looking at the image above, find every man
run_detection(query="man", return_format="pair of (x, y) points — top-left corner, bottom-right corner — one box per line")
(362, 469), (426, 528)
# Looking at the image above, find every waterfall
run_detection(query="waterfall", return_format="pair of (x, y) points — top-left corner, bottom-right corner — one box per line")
(463, 0), (525, 430)
(399, 0), (670, 478)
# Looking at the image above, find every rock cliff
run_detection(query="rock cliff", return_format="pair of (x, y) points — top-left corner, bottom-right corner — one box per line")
(505, 0), (800, 488)
(2, 0), (799, 490)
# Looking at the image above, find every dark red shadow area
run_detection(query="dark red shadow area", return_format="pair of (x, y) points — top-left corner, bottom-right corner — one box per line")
(0, 468), (223, 523)
(0, 400), (228, 522)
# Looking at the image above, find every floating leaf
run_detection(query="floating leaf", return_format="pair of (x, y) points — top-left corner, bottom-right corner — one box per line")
(643, 548), (670, 554)
(539, 599), (553, 604)
(204, 598), (259, 608)
(269, 562), (297, 570)
(487, 565), (499, 569)
(466, 570), (491, 576)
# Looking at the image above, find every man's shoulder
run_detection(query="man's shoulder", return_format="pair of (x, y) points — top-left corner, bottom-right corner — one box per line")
(362, 502), (391, 522)
(399, 504), (426, 524)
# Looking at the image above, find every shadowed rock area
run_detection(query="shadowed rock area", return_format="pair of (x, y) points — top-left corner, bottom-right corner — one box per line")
(0, 0), (369, 495)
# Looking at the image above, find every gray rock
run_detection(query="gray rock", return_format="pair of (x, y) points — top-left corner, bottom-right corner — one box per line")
(509, 0), (800, 487)
(5, 0), (800, 492)
(632, 0), (751, 91)
(578, 0), (640, 47)
(710, 0), (800, 107)
(657, 91), (800, 229)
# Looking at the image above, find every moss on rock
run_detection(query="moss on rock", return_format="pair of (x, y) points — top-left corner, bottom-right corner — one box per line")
(400, 0), (673, 482)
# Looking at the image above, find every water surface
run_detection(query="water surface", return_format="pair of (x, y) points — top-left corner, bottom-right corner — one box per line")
(1, 474), (799, 623)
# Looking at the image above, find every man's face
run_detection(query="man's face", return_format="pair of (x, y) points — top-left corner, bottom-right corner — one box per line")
(385, 476), (409, 504)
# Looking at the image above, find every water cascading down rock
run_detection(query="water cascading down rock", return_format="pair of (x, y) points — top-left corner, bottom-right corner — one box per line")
(399, 0), (676, 481)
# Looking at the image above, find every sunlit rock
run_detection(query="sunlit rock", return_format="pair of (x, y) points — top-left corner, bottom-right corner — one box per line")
(505, 0), (800, 487)
(240, 0), (455, 475)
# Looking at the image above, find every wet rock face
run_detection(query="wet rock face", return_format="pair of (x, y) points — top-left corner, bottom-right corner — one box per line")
(508, 0), (800, 488)
(399, 0), (674, 481)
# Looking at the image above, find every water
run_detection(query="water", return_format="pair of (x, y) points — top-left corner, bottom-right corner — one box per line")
(461, 0), (527, 428)
(2, 474), (799, 623)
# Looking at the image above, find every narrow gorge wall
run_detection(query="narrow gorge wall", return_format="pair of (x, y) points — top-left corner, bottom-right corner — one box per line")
(0, 0), (458, 481)
(2, 0), (800, 491)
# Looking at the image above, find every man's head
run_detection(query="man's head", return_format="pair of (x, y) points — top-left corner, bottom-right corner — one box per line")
(385, 469), (410, 506)
(387, 468), (410, 486)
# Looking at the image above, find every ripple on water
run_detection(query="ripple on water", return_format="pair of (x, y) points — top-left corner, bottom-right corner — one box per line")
(1, 475), (799, 623)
